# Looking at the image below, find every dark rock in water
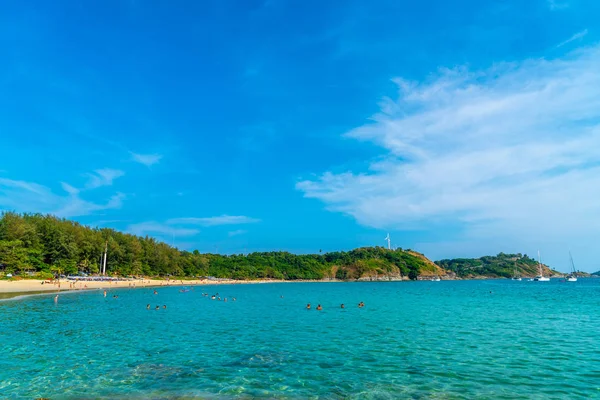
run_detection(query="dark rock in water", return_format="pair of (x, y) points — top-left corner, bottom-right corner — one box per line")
(317, 361), (344, 369)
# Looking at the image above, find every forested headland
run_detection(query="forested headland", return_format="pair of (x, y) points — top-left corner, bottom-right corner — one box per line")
(0, 212), (444, 280)
(435, 253), (560, 278)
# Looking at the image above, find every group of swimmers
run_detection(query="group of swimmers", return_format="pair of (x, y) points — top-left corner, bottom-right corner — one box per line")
(306, 301), (365, 310)
(147, 304), (167, 310)
(102, 290), (120, 299)
(201, 292), (236, 302)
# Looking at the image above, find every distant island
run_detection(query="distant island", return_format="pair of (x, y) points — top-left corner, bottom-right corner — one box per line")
(0, 212), (578, 281)
(435, 253), (562, 279)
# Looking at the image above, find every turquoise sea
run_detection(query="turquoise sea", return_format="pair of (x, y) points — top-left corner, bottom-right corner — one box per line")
(1, 279), (600, 399)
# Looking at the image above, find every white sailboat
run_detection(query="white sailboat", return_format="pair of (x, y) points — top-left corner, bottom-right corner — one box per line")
(511, 261), (521, 281)
(432, 276), (441, 281)
(566, 251), (577, 282)
(533, 250), (550, 281)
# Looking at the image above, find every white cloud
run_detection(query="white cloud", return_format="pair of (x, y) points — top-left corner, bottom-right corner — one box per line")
(297, 45), (600, 246)
(61, 182), (80, 195)
(228, 229), (247, 237)
(130, 152), (163, 167)
(84, 169), (124, 189)
(547, 0), (569, 10)
(0, 178), (48, 195)
(167, 215), (261, 226)
(55, 193), (125, 218)
(0, 177), (124, 217)
(556, 29), (588, 48)
(127, 222), (199, 237)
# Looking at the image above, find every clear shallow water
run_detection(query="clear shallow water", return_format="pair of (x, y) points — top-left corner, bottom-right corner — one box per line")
(1, 280), (600, 399)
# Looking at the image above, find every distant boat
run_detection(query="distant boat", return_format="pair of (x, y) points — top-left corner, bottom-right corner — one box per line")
(511, 261), (522, 281)
(566, 251), (578, 282)
(432, 276), (441, 282)
(533, 250), (550, 281)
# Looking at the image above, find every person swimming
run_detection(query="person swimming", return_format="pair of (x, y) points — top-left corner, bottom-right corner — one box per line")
(306, 303), (311, 310)
(358, 302), (365, 308)
(163, 305), (167, 309)
(341, 304), (345, 309)
(316, 304), (322, 310)
(155, 305), (160, 310)
(146, 304), (150, 309)
(153, 290), (158, 295)
(54, 295), (59, 303)
(103, 290), (107, 297)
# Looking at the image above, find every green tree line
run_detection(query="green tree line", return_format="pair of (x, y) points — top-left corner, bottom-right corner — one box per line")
(0, 212), (429, 280)
(436, 252), (557, 278)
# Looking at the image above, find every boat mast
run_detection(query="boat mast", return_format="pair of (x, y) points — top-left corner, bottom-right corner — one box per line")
(569, 251), (576, 276)
(538, 250), (543, 278)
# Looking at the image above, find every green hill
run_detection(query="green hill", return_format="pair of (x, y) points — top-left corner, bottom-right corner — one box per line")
(327, 247), (446, 280)
(435, 252), (559, 278)
(0, 212), (441, 281)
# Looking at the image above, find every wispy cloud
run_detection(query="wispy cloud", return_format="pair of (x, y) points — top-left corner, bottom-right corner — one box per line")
(0, 177), (124, 217)
(92, 219), (127, 227)
(297, 45), (600, 245)
(60, 182), (80, 195)
(0, 178), (48, 195)
(84, 169), (124, 189)
(130, 152), (163, 167)
(547, 0), (569, 10)
(168, 215), (261, 226)
(556, 29), (588, 48)
(228, 229), (247, 237)
(127, 222), (199, 237)
(55, 193), (125, 218)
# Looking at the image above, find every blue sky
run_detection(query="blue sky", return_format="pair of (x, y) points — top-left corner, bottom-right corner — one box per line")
(1, 0), (599, 271)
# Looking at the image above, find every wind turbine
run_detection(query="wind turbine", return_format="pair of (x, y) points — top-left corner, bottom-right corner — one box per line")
(384, 233), (391, 250)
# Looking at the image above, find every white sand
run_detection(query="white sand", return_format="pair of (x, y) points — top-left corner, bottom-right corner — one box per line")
(0, 278), (253, 293)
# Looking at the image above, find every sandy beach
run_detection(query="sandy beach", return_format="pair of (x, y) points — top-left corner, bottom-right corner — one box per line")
(0, 277), (261, 295)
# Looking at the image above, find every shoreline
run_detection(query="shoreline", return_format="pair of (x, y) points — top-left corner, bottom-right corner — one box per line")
(0, 275), (589, 301)
(0, 278), (268, 300)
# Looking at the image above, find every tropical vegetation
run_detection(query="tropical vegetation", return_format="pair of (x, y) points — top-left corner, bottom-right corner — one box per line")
(0, 212), (442, 280)
(435, 252), (558, 278)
